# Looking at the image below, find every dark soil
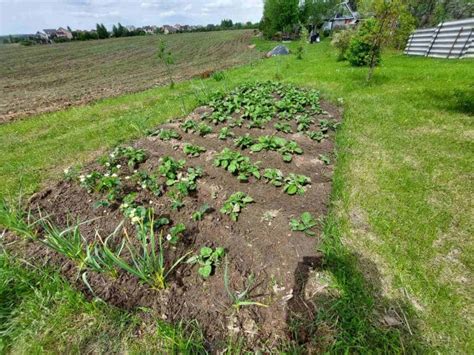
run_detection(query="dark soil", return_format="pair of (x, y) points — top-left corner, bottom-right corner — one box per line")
(5, 98), (342, 351)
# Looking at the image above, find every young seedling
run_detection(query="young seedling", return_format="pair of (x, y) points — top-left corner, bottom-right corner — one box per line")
(278, 141), (303, 162)
(166, 223), (186, 244)
(263, 168), (284, 187)
(218, 127), (234, 140)
(181, 119), (198, 133)
(283, 174), (311, 195)
(274, 122), (293, 134)
(319, 154), (331, 165)
(197, 123), (212, 136)
(158, 156), (186, 185)
(290, 212), (318, 236)
(233, 134), (255, 150)
(187, 246), (225, 278)
(183, 143), (206, 157)
(307, 131), (327, 142)
(220, 192), (254, 222)
(151, 128), (181, 141)
(192, 204), (211, 221)
(223, 258), (267, 310)
(296, 115), (313, 132)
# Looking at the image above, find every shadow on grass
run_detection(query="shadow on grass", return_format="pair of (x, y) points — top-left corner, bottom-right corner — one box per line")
(285, 219), (430, 352)
(424, 86), (474, 115)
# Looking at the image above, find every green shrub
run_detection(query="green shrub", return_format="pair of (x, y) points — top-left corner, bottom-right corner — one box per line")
(346, 19), (381, 67)
(331, 29), (354, 61)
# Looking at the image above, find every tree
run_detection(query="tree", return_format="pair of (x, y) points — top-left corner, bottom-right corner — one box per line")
(157, 40), (175, 88)
(301, 0), (338, 29)
(220, 19), (234, 29)
(96, 23), (109, 39)
(261, 0), (300, 39)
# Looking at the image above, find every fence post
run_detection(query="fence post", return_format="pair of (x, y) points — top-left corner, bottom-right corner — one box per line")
(426, 22), (443, 57)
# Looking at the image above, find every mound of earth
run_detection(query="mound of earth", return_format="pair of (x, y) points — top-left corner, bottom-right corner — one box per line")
(5, 81), (342, 351)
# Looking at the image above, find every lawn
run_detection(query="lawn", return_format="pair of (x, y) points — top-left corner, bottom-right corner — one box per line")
(1, 38), (473, 352)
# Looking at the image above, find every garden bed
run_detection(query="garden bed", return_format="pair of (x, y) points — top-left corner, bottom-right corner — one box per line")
(5, 82), (341, 350)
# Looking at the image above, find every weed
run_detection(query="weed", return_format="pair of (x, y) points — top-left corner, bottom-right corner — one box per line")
(220, 192), (254, 222)
(290, 212), (318, 236)
(223, 259), (267, 309)
(103, 211), (189, 289)
(283, 174), (311, 195)
(187, 246), (225, 278)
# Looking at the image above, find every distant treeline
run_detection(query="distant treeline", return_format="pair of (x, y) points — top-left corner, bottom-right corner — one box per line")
(2, 19), (260, 46)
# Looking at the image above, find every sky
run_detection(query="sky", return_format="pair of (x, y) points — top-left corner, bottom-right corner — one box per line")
(0, 0), (264, 35)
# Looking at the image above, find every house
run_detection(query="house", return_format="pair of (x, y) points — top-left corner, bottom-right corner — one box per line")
(56, 27), (73, 40)
(43, 29), (57, 39)
(35, 31), (50, 43)
(162, 25), (177, 34)
(142, 25), (157, 34)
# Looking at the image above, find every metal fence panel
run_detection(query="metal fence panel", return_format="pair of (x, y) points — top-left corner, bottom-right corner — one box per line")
(405, 18), (474, 59)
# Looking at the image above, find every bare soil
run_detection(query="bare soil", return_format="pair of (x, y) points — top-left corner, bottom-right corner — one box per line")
(6, 99), (342, 351)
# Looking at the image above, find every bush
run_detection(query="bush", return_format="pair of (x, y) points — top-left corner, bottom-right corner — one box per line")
(331, 29), (355, 61)
(346, 19), (381, 67)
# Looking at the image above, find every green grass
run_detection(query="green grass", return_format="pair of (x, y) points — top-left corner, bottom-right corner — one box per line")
(1, 40), (473, 352)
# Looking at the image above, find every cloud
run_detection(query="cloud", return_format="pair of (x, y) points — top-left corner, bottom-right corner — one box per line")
(0, 0), (263, 35)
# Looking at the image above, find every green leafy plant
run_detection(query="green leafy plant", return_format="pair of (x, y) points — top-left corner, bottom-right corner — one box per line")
(192, 204), (211, 221)
(263, 168), (284, 187)
(158, 157), (186, 185)
(0, 197), (43, 239)
(197, 123), (212, 136)
(283, 174), (311, 195)
(296, 115), (313, 132)
(108, 146), (147, 169)
(150, 128), (181, 141)
(133, 171), (162, 196)
(290, 212), (318, 236)
(250, 135), (287, 153)
(183, 144), (206, 157)
(157, 39), (175, 88)
(187, 246), (225, 278)
(319, 154), (331, 165)
(319, 119), (340, 133)
(166, 223), (186, 244)
(214, 149), (260, 182)
(218, 127), (234, 140)
(181, 120), (198, 133)
(233, 134), (255, 150)
(274, 122), (293, 133)
(278, 141), (303, 162)
(307, 131), (328, 142)
(220, 192), (254, 222)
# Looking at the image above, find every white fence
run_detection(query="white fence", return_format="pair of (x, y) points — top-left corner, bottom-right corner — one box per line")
(405, 18), (474, 59)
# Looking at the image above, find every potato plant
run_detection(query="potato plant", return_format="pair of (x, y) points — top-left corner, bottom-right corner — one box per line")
(183, 143), (206, 157)
(283, 174), (311, 195)
(290, 212), (318, 236)
(187, 246), (225, 278)
(220, 192), (254, 221)
(214, 148), (260, 182)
